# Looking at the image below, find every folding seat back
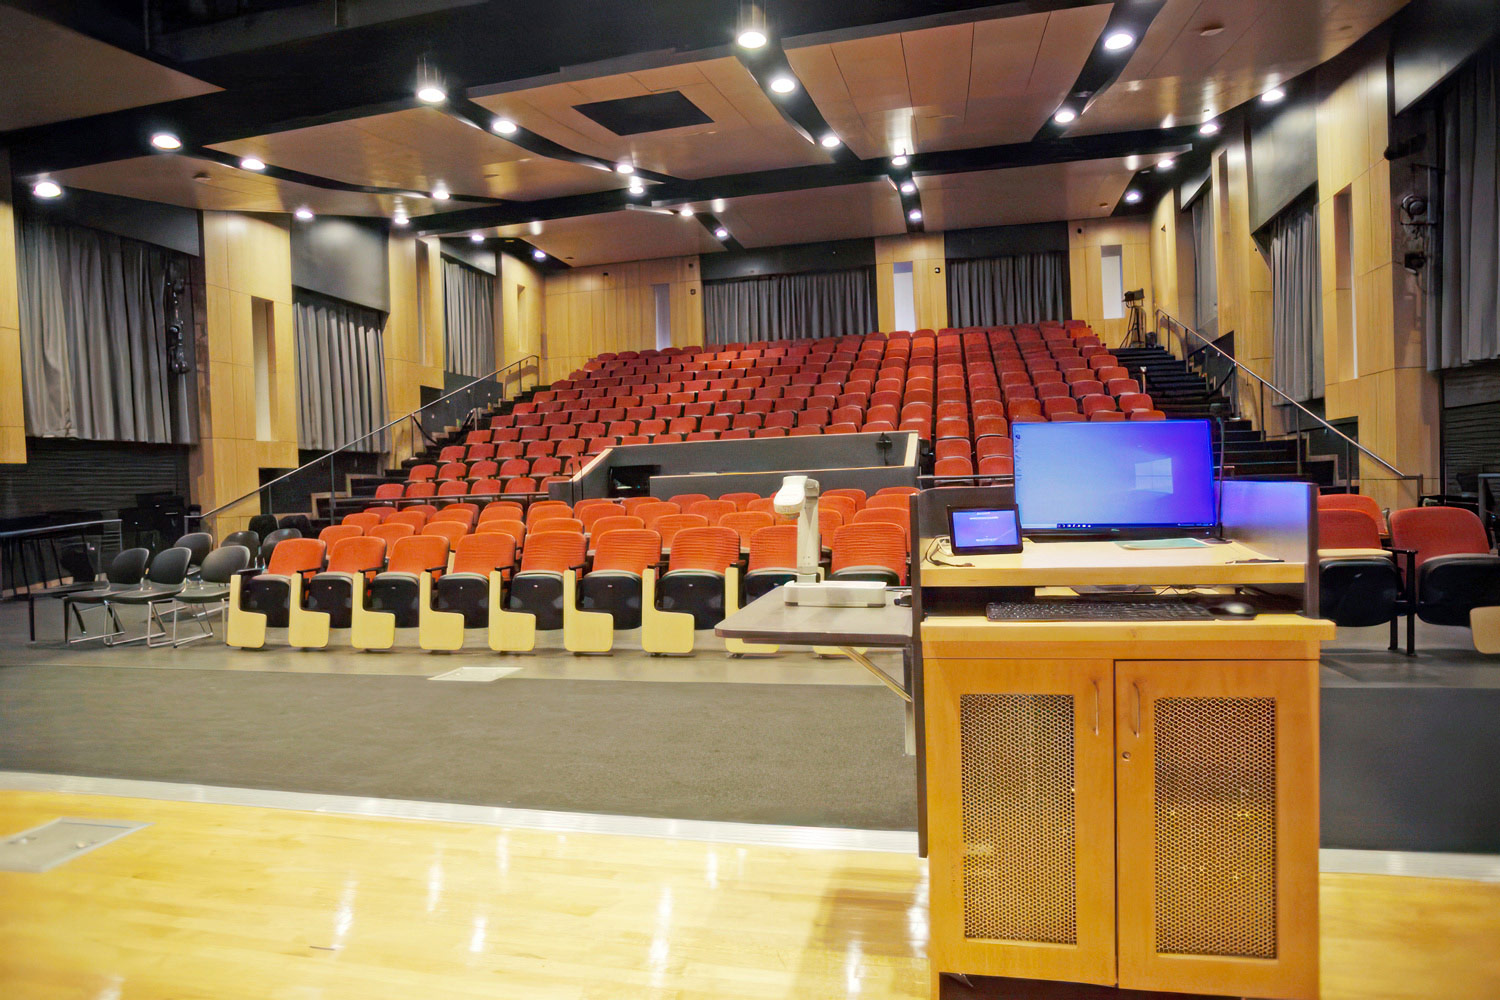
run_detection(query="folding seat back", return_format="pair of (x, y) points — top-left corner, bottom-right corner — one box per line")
(819, 495), (857, 525)
(657, 526), (743, 629)
(720, 511), (774, 547)
(1391, 506), (1490, 569)
(324, 536), (386, 576)
(374, 483), (404, 500)
(342, 512), (381, 532)
(831, 523), (908, 585)
(370, 523), (415, 548)
(423, 520), (469, 548)
(432, 503), (477, 524)
(637, 502), (681, 527)
(450, 532), (516, 577)
(266, 537), (326, 577)
(526, 500), (572, 525)
(654, 514), (710, 550)
(575, 502), (627, 532)
(718, 491), (761, 510)
(436, 480), (468, 496)
(686, 500), (735, 524)
(386, 535), (451, 578)
(1319, 509), (1383, 550)
(591, 515), (644, 538)
(436, 462), (468, 481)
(318, 524), (363, 547)
(1318, 494), (1384, 537)
(580, 528), (663, 629)
(934, 456), (974, 477)
(480, 500), (525, 523)
(866, 494), (912, 512)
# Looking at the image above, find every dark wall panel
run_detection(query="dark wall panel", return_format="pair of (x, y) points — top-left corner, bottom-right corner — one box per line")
(439, 239), (497, 275)
(700, 238), (875, 280)
(1392, 0), (1500, 114)
(0, 439), (189, 521)
(942, 222), (1069, 259)
(1248, 92), (1319, 233)
(291, 216), (390, 313)
(23, 188), (200, 256)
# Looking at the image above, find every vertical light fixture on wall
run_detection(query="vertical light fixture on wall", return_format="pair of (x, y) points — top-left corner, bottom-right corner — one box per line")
(252, 297), (276, 441)
(893, 262), (917, 332)
(1101, 245), (1125, 320)
(654, 284), (672, 350)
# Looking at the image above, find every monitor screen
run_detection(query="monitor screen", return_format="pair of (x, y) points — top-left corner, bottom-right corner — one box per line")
(1012, 420), (1217, 533)
(949, 507), (1023, 554)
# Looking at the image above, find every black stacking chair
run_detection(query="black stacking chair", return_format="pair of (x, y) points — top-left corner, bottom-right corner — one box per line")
(278, 513), (314, 536)
(223, 530), (261, 564)
(174, 532), (214, 575)
(173, 545), (252, 645)
(259, 527), (301, 565)
(26, 541), (99, 641)
(59, 547), (151, 644)
(102, 547), (194, 646)
(248, 514), (279, 540)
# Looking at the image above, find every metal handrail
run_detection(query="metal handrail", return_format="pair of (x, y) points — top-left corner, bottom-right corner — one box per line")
(1152, 308), (1410, 481)
(193, 354), (541, 525)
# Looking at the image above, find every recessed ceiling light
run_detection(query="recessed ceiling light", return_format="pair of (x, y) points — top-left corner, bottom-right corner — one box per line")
(294, 207), (314, 221)
(33, 180), (62, 199)
(239, 156), (266, 171)
(1157, 157), (1176, 171)
(1124, 190), (1142, 204)
(714, 227), (729, 239)
(1053, 108), (1078, 125)
(1103, 31), (1135, 51)
(900, 180), (916, 195)
(532, 248), (546, 261)
(678, 206), (695, 217)
(820, 133), (841, 149)
(769, 75), (796, 94)
(1260, 87), (1286, 104)
(432, 186), (451, 201)
(1199, 120), (1220, 135)
(492, 118), (518, 135)
(628, 180), (645, 195)
(908, 209), (922, 222)
(737, 29), (767, 49)
(150, 132), (182, 151)
(615, 162), (635, 174)
(891, 153), (909, 167)
(416, 85), (446, 104)
(1199, 23), (1225, 37)
(470, 232), (485, 243)
(393, 214), (410, 226)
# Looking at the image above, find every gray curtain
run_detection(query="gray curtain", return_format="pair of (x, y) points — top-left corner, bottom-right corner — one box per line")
(17, 214), (195, 443)
(1190, 194), (1219, 338)
(1434, 45), (1500, 370)
(443, 258), (496, 377)
(704, 267), (876, 344)
(946, 253), (1069, 326)
(1268, 203), (1324, 402)
(294, 293), (389, 452)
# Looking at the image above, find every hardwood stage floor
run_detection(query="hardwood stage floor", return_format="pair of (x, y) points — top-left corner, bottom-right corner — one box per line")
(1, 791), (1496, 1000)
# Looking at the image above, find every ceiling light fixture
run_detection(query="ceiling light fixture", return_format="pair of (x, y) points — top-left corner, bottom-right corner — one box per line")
(1199, 120), (1220, 135)
(432, 185), (451, 201)
(294, 206), (314, 221)
(239, 156), (266, 171)
(615, 162), (635, 174)
(416, 85), (447, 104)
(891, 153), (909, 167)
(492, 118), (518, 135)
(628, 179), (645, 195)
(33, 180), (62, 199)
(1053, 108), (1078, 125)
(1260, 86), (1286, 104)
(819, 133), (841, 149)
(1157, 157), (1176, 171)
(393, 214), (410, 227)
(1103, 31), (1135, 51)
(470, 232), (485, 243)
(150, 132), (182, 151)
(678, 206), (695, 217)
(714, 227), (729, 240)
(899, 180), (916, 195)
(1124, 190), (1142, 204)
(908, 209), (922, 222)
(532, 249), (547, 262)
(736, 2), (768, 49)
(769, 75), (796, 95)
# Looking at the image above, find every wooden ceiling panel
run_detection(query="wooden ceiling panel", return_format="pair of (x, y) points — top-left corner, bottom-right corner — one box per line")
(213, 109), (625, 203)
(783, 44), (878, 156)
(47, 156), (472, 217)
(495, 210), (724, 267)
(917, 158), (1161, 230)
(1075, 0), (1408, 134)
(901, 23), (974, 114)
(831, 34), (913, 116)
(1030, 5), (1115, 94)
(474, 57), (830, 179)
(715, 182), (907, 248)
(0, 6), (220, 132)
(968, 13), (1051, 98)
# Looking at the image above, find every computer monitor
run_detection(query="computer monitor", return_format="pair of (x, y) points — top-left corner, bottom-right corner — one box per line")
(1012, 420), (1217, 536)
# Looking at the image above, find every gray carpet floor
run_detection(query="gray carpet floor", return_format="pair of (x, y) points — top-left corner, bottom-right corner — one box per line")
(0, 665), (917, 830)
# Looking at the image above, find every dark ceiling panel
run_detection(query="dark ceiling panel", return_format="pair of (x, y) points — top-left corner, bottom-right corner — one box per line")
(573, 91), (713, 135)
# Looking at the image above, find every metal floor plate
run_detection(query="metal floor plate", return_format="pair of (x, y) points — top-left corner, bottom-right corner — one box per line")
(428, 665), (522, 682)
(0, 818), (149, 872)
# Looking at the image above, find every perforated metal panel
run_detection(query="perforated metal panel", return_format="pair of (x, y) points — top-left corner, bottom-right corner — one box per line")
(1153, 696), (1278, 958)
(959, 693), (1076, 943)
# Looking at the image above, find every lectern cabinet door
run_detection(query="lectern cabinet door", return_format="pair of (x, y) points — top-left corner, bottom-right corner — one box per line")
(926, 658), (1116, 986)
(1115, 660), (1319, 1000)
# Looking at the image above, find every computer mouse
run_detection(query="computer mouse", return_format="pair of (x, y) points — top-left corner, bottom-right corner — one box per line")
(1207, 599), (1257, 619)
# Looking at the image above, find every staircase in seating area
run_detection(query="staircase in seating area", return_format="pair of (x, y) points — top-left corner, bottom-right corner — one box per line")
(1113, 345), (1341, 488)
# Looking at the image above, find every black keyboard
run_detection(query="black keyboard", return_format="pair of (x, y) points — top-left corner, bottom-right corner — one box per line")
(986, 600), (1218, 622)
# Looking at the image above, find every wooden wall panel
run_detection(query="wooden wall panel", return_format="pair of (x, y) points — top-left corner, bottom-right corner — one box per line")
(541, 255), (702, 384)
(1149, 191), (1180, 320)
(875, 234), (946, 331)
(1067, 218), (1153, 347)
(0, 150), (25, 464)
(193, 212), (298, 535)
(384, 236), (445, 463)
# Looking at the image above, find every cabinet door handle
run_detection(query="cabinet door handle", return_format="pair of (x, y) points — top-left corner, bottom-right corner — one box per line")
(1131, 681), (1142, 738)
(1091, 680), (1100, 735)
